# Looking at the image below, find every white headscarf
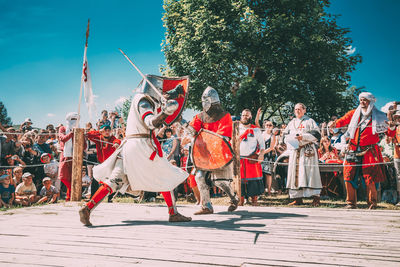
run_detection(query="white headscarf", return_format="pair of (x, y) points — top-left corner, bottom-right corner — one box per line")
(346, 92), (387, 139)
(63, 112), (79, 157)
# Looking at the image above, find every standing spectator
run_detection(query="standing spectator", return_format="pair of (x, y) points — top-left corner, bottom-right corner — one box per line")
(332, 92), (388, 209)
(15, 172), (39, 206)
(38, 177), (59, 204)
(0, 128), (17, 158)
(20, 118), (33, 133)
(19, 136), (39, 180)
(86, 124), (121, 201)
(262, 120), (277, 196)
(318, 136), (339, 162)
(283, 103), (322, 206)
(33, 130), (52, 155)
(238, 109), (265, 206)
(97, 110), (111, 129)
(170, 122), (182, 164)
(387, 105), (400, 205)
(161, 128), (177, 161)
(0, 174), (15, 208)
(58, 112), (79, 201)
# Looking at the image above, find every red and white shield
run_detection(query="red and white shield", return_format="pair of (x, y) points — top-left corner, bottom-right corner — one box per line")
(160, 75), (190, 126)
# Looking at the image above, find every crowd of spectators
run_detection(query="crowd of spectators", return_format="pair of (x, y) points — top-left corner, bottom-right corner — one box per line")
(1, 105), (399, 210)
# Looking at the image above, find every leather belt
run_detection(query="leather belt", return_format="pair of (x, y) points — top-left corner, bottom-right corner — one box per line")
(126, 134), (151, 138)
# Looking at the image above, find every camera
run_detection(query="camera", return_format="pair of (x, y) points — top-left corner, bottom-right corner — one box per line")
(345, 151), (361, 163)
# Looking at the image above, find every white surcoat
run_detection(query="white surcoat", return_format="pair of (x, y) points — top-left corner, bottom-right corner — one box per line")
(93, 93), (188, 192)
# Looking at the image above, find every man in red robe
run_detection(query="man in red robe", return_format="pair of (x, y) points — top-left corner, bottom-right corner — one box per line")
(239, 109), (265, 206)
(188, 86), (239, 215)
(333, 92), (388, 209)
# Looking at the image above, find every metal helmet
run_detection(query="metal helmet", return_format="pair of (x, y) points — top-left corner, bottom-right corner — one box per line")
(134, 75), (164, 103)
(201, 86), (220, 111)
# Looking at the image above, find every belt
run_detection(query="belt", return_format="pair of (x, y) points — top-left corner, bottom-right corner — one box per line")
(126, 134), (151, 138)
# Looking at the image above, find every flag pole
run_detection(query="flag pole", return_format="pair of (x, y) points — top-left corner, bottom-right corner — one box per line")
(77, 19), (90, 125)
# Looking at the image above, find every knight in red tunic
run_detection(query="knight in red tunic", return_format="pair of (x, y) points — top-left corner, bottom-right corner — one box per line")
(238, 109), (265, 206)
(333, 92), (388, 209)
(188, 86), (239, 215)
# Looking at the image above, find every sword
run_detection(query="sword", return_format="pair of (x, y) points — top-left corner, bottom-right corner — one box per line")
(118, 48), (167, 104)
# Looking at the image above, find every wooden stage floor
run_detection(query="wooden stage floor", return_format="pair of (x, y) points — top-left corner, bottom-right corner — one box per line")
(1, 203), (400, 266)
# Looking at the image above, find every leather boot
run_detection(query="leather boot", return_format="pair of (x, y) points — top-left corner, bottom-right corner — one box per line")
(194, 207), (213, 215)
(169, 213), (192, 222)
(228, 197), (239, 212)
(79, 206), (92, 226)
(288, 198), (303, 206)
(312, 196), (320, 207)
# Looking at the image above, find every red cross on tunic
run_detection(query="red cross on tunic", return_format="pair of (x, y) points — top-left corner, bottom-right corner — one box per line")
(298, 124), (305, 130)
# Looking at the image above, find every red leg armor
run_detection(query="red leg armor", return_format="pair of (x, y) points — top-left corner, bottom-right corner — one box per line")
(161, 191), (176, 215)
(86, 182), (113, 211)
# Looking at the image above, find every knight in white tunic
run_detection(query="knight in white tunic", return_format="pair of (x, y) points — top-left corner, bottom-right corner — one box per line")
(283, 103), (322, 206)
(79, 80), (192, 226)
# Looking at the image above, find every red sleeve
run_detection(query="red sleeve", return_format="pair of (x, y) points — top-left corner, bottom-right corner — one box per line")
(190, 114), (203, 133)
(112, 136), (121, 145)
(387, 127), (396, 138)
(336, 109), (356, 128)
(86, 130), (101, 145)
(216, 113), (233, 138)
(58, 126), (73, 142)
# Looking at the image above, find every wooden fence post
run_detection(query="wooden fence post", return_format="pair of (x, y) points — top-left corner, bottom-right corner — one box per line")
(71, 128), (84, 201)
(232, 121), (241, 200)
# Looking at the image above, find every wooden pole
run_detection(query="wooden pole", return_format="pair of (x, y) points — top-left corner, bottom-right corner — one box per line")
(232, 121), (241, 199)
(71, 128), (85, 201)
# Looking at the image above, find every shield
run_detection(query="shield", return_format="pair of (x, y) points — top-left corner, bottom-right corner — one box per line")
(191, 129), (234, 171)
(141, 75), (189, 126)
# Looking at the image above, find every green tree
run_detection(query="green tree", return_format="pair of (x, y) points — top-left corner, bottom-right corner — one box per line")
(0, 101), (12, 126)
(162, 0), (361, 122)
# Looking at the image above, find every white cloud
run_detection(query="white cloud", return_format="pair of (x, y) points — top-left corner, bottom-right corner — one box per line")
(345, 45), (356, 55)
(47, 113), (55, 117)
(114, 96), (127, 107)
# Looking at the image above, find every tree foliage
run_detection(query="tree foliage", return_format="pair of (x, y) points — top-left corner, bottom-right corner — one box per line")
(0, 101), (12, 126)
(162, 0), (362, 122)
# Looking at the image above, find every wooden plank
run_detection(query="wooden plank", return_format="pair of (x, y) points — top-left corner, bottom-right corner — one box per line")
(2, 203), (400, 266)
(232, 121), (241, 199)
(71, 128), (84, 201)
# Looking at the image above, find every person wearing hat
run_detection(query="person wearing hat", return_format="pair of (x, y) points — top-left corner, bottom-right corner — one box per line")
(0, 174), (15, 208)
(37, 177), (59, 204)
(20, 118), (33, 133)
(57, 112), (83, 201)
(15, 172), (39, 206)
(387, 103), (400, 205)
(332, 92), (389, 209)
(86, 124), (121, 200)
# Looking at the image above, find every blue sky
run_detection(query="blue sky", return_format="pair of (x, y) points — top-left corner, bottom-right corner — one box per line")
(0, 0), (398, 128)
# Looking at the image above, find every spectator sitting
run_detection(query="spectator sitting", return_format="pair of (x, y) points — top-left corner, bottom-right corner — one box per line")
(318, 136), (339, 162)
(41, 153), (60, 190)
(12, 166), (24, 187)
(37, 177), (59, 204)
(0, 174), (15, 208)
(15, 172), (40, 206)
(33, 130), (52, 155)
